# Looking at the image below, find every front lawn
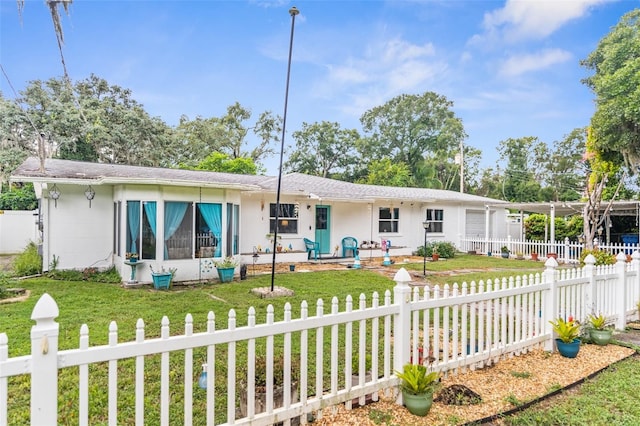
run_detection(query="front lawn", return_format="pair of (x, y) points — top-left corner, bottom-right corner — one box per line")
(1, 255), (549, 424)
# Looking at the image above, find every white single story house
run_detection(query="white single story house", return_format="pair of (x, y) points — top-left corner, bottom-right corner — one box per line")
(11, 157), (509, 283)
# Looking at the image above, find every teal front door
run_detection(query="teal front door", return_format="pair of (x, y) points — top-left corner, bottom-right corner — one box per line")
(315, 205), (331, 255)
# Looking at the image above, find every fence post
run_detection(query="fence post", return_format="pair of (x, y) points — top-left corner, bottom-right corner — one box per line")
(615, 252), (628, 330)
(30, 293), (59, 425)
(563, 237), (570, 264)
(542, 257), (558, 352)
(393, 268), (412, 404)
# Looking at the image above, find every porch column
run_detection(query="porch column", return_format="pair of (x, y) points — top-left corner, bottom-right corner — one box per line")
(484, 205), (490, 255)
(549, 204), (556, 250)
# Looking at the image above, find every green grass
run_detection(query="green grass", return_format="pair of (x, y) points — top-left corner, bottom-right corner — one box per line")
(394, 254), (545, 287)
(0, 256), (548, 424)
(504, 356), (640, 425)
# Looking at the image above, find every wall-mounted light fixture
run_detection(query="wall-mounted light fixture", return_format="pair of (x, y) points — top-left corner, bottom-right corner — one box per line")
(49, 184), (61, 208)
(306, 204), (311, 210)
(84, 185), (96, 208)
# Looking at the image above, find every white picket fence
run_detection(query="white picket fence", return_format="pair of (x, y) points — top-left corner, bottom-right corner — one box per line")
(461, 236), (640, 264)
(2, 253), (640, 425)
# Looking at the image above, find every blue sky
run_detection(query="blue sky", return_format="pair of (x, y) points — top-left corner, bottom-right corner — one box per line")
(1, 0), (638, 175)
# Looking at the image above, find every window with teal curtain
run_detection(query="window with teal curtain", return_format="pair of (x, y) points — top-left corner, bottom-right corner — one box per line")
(142, 201), (157, 260)
(197, 203), (222, 258)
(233, 204), (239, 255)
(226, 203), (240, 257)
(126, 201), (140, 255)
(164, 202), (191, 259)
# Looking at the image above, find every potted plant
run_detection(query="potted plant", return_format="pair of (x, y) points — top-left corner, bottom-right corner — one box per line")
(550, 317), (581, 358)
(351, 354), (373, 386)
(238, 353), (299, 416)
(215, 256), (238, 283)
(125, 252), (139, 263)
(531, 252), (539, 261)
(395, 363), (441, 416)
(587, 313), (613, 345)
(431, 246), (440, 262)
(500, 246), (510, 259)
(515, 251), (524, 260)
(149, 265), (175, 290)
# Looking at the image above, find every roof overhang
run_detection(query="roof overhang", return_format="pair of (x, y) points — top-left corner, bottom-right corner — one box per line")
(493, 201), (640, 217)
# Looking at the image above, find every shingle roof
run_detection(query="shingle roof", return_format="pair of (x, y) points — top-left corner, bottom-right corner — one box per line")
(12, 157), (506, 205)
(12, 157), (269, 190)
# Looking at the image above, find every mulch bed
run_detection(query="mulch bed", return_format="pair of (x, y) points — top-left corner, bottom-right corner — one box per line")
(311, 343), (635, 425)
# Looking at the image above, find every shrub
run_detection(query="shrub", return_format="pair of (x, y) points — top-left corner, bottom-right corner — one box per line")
(0, 273), (14, 299)
(47, 266), (122, 283)
(579, 249), (616, 266)
(13, 242), (42, 277)
(0, 184), (37, 210)
(416, 241), (456, 259)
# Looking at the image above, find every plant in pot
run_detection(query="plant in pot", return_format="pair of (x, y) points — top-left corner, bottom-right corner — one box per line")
(125, 252), (139, 263)
(395, 363), (441, 416)
(149, 265), (176, 290)
(431, 245), (440, 261)
(215, 256), (238, 283)
(587, 313), (613, 345)
(351, 353), (373, 386)
(238, 353), (300, 416)
(550, 317), (581, 358)
(500, 246), (510, 259)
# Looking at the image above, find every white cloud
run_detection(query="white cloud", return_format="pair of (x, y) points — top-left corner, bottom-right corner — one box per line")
(499, 48), (573, 77)
(313, 36), (444, 115)
(476, 0), (612, 43)
(326, 64), (370, 85)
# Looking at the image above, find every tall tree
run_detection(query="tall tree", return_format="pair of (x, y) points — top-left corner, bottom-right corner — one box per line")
(473, 168), (503, 199)
(582, 127), (625, 249)
(357, 158), (413, 187)
(192, 152), (260, 175)
(498, 137), (544, 202)
(581, 9), (640, 170)
(175, 102), (281, 170)
(359, 92), (467, 188)
(285, 121), (359, 178)
(535, 128), (587, 202)
(2, 75), (175, 167)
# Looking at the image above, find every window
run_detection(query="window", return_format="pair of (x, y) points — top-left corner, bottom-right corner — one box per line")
(226, 203), (240, 256)
(125, 201), (156, 260)
(269, 203), (298, 234)
(164, 202), (192, 259)
(114, 202), (121, 256)
(379, 207), (399, 233)
(426, 209), (444, 233)
(196, 203), (222, 258)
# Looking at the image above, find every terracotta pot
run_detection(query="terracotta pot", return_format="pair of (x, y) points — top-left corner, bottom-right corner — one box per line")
(432, 253), (440, 261)
(531, 253), (539, 261)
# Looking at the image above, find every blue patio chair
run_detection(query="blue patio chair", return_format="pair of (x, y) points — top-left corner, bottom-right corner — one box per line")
(303, 237), (320, 260)
(341, 236), (358, 258)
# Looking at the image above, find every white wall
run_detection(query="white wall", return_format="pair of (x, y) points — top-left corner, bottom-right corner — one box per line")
(0, 210), (38, 254)
(43, 184), (113, 271)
